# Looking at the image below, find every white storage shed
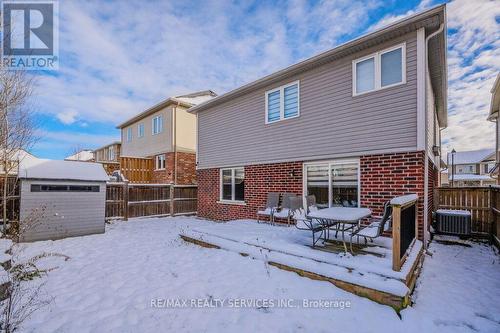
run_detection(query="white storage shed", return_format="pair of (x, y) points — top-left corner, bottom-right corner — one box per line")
(18, 158), (109, 242)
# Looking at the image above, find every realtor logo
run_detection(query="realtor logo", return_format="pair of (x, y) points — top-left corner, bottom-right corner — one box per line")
(1, 0), (59, 70)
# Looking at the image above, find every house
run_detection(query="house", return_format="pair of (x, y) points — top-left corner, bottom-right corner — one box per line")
(94, 141), (121, 175)
(18, 158), (109, 242)
(117, 90), (216, 184)
(487, 73), (500, 183)
(443, 149), (496, 187)
(64, 149), (95, 162)
(0, 149), (37, 175)
(189, 5), (447, 244)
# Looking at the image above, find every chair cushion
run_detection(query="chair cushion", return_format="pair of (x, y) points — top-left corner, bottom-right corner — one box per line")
(274, 208), (290, 218)
(257, 208), (273, 216)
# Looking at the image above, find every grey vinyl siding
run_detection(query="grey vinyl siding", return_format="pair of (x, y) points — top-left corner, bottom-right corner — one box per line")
(198, 32), (418, 169)
(19, 180), (106, 242)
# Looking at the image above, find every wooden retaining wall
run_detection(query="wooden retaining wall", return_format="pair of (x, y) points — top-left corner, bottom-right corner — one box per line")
(106, 182), (197, 220)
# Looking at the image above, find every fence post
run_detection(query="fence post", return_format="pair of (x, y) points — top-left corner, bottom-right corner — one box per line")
(170, 184), (175, 217)
(123, 181), (129, 221)
(392, 205), (401, 271)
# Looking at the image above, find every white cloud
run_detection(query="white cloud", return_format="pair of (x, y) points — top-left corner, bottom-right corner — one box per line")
(56, 109), (78, 124)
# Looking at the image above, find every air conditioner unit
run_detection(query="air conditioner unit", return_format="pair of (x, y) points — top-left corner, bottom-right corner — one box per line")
(434, 210), (471, 236)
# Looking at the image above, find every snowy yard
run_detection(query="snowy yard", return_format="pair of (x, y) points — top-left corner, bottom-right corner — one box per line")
(10, 217), (500, 333)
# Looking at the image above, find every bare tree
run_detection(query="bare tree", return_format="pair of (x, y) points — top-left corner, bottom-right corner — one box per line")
(0, 69), (36, 233)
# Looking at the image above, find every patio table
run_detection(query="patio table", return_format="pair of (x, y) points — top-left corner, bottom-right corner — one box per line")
(307, 207), (372, 253)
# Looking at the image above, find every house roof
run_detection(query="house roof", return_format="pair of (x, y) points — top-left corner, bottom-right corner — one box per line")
(188, 5), (447, 127)
(64, 150), (95, 162)
(94, 141), (121, 152)
(449, 174), (494, 181)
(447, 149), (495, 165)
(487, 73), (500, 121)
(19, 158), (109, 182)
(116, 90), (217, 129)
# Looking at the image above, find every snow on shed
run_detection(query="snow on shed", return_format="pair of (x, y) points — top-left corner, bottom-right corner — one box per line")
(18, 158), (109, 242)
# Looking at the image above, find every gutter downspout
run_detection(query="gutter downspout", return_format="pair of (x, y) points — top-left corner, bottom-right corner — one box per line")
(173, 101), (180, 185)
(424, 23), (445, 247)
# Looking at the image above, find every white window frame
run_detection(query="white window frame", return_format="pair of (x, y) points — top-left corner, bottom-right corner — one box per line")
(126, 128), (132, 142)
(265, 80), (300, 124)
(138, 123), (144, 138)
(219, 167), (245, 203)
(352, 43), (406, 96)
(152, 115), (163, 135)
(155, 154), (166, 170)
(302, 158), (360, 208)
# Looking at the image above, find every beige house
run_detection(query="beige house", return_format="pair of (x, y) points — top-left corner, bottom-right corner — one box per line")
(487, 73), (500, 182)
(443, 149), (496, 187)
(116, 90), (216, 184)
(94, 142), (121, 175)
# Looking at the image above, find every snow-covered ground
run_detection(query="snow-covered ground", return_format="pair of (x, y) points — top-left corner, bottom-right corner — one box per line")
(10, 217), (500, 333)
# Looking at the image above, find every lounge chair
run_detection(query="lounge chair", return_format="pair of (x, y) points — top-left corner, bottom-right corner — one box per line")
(257, 192), (280, 224)
(349, 201), (392, 252)
(273, 193), (297, 226)
(292, 195), (325, 247)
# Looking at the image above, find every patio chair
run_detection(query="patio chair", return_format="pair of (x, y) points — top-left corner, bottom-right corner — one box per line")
(273, 193), (297, 226)
(257, 192), (280, 224)
(349, 201), (392, 252)
(292, 196), (325, 247)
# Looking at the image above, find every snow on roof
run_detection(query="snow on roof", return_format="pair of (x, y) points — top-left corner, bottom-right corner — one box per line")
(447, 149), (495, 165)
(175, 90), (217, 106)
(449, 174), (494, 181)
(19, 157), (109, 181)
(65, 150), (94, 162)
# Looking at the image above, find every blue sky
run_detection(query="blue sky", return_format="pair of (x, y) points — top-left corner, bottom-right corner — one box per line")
(30, 0), (500, 159)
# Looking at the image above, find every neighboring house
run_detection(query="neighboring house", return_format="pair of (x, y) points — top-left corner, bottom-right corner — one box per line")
(117, 90), (216, 184)
(444, 149), (496, 187)
(94, 142), (121, 175)
(487, 73), (500, 183)
(189, 5), (448, 244)
(0, 149), (38, 176)
(64, 149), (95, 162)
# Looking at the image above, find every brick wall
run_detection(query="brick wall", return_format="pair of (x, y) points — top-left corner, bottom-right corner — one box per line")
(197, 162), (303, 221)
(360, 152), (425, 239)
(151, 152), (197, 185)
(197, 151), (427, 239)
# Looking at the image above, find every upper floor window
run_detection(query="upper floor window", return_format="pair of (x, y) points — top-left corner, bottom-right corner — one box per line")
(220, 167), (245, 202)
(265, 81), (299, 124)
(126, 128), (132, 142)
(152, 115), (163, 135)
(155, 154), (166, 170)
(138, 123), (144, 138)
(353, 43), (406, 96)
(108, 147), (114, 161)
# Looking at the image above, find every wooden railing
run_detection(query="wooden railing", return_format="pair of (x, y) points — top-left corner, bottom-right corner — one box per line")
(119, 157), (153, 183)
(435, 187), (492, 235)
(105, 182), (197, 220)
(0, 176), (20, 223)
(391, 195), (418, 271)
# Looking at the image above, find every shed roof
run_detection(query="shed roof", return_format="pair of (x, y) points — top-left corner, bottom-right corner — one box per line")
(19, 158), (109, 182)
(188, 5), (447, 127)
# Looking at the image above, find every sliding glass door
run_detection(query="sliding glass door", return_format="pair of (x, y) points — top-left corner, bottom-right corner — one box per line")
(305, 159), (359, 208)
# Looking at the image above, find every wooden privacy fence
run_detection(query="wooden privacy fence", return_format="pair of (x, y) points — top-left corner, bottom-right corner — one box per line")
(435, 187), (492, 235)
(105, 182), (197, 220)
(119, 157), (153, 183)
(391, 195), (418, 271)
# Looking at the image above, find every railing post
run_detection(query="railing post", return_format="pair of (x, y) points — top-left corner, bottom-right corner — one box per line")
(170, 184), (175, 217)
(123, 180), (129, 221)
(392, 204), (401, 271)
